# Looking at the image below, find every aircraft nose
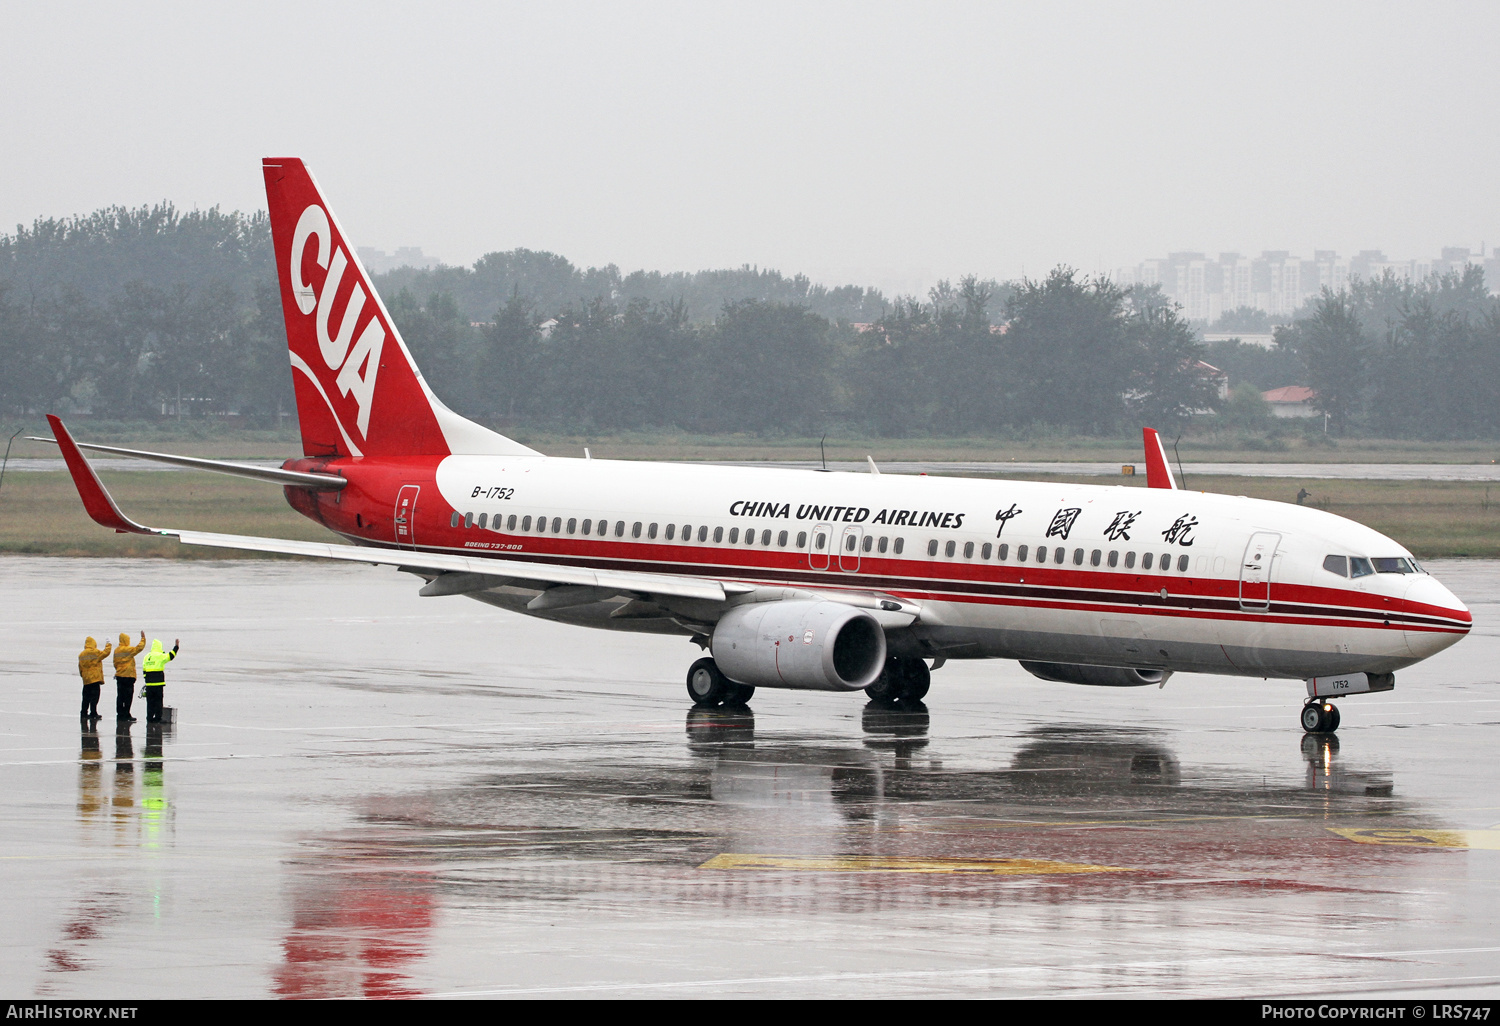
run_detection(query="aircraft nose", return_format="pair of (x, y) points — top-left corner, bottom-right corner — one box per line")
(1402, 573), (1471, 659)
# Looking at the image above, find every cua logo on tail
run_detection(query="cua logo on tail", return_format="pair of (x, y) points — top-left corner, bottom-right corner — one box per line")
(288, 203), (383, 437)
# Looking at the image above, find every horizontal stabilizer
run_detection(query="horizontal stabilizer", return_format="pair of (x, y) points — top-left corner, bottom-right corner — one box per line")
(30, 433), (346, 489)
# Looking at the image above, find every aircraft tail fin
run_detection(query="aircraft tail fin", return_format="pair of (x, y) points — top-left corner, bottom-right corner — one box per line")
(1143, 427), (1178, 490)
(261, 158), (538, 459)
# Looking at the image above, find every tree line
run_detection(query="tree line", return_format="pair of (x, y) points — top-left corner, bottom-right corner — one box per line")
(2, 202), (1496, 438)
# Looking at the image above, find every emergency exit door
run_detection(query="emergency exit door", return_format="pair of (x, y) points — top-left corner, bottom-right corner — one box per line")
(394, 485), (420, 548)
(839, 525), (864, 572)
(809, 523), (833, 570)
(1239, 531), (1279, 611)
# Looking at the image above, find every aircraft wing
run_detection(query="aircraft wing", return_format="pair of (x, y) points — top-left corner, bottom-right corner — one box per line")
(44, 415), (924, 620)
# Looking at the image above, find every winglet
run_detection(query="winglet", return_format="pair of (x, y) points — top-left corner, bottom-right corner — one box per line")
(46, 415), (157, 534)
(1142, 427), (1178, 490)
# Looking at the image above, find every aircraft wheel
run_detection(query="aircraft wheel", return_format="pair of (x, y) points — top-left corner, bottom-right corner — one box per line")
(722, 682), (756, 707)
(1325, 704), (1341, 732)
(865, 661), (905, 705)
(898, 658), (931, 702)
(687, 658), (733, 707)
(1300, 703), (1324, 733)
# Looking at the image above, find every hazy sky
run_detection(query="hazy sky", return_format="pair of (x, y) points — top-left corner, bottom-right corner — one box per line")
(3, 1), (1496, 296)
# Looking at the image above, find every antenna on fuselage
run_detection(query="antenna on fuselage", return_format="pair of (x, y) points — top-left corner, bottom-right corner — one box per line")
(1172, 434), (1187, 489)
(817, 434), (830, 473)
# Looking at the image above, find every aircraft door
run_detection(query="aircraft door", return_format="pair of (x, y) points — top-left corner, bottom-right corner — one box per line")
(394, 485), (420, 548)
(839, 525), (863, 573)
(809, 523), (833, 571)
(1239, 531), (1279, 611)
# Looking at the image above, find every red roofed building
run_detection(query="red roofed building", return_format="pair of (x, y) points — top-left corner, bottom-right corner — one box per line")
(1262, 385), (1318, 418)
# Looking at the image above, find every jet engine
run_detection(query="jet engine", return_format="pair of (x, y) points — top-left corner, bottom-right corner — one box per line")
(712, 600), (886, 692)
(1019, 661), (1171, 688)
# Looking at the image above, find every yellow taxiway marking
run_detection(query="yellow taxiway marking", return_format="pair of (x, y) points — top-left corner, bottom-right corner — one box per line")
(699, 853), (1131, 875)
(1329, 827), (1500, 850)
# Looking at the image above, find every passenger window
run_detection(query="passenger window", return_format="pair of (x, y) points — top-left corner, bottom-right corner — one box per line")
(464, 512), (474, 528)
(648, 523), (658, 539)
(980, 542), (991, 559)
(894, 537), (905, 554)
(566, 518), (576, 534)
(598, 520), (609, 537)
(507, 514), (517, 531)
(521, 515), (532, 531)
(944, 540), (956, 558)
(581, 518), (592, 535)
(1072, 548), (1083, 565)
(815, 532), (826, 549)
(713, 526), (723, 543)
(1322, 555), (1347, 577)
(963, 541), (974, 558)
(778, 531), (788, 547)
(928, 539), (939, 556)
(615, 522), (626, 538)
(1142, 553), (1153, 570)
(762, 530), (772, 545)
(1125, 551), (1136, 569)
(879, 537), (890, 554)
(698, 525), (708, 542)
(797, 532), (807, 547)
(728, 528), (739, 543)
(477, 513), (488, 529)
(1108, 550), (1118, 567)
(845, 535), (856, 552)
(862, 535), (873, 552)
(631, 522), (642, 538)
(664, 523), (674, 541)
(1178, 554), (1189, 572)
(1054, 548), (1066, 565)
(1035, 546), (1047, 563)
(552, 518), (561, 533)
(1016, 544), (1027, 561)
(997, 543), (1008, 561)
(1091, 549), (1101, 567)
(681, 524), (691, 540)
(1350, 557), (1374, 578)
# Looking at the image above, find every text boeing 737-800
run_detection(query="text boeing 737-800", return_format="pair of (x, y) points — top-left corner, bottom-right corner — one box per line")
(41, 158), (1471, 735)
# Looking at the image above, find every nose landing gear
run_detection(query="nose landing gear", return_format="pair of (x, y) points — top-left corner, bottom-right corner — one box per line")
(1300, 700), (1341, 734)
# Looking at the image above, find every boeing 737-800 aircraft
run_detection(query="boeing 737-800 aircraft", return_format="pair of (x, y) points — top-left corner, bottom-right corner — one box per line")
(42, 158), (1471, 734)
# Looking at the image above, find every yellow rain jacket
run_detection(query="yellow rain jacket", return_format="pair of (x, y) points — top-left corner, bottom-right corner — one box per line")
(112, 632), (146, 678)
(78, 637), (112, 685)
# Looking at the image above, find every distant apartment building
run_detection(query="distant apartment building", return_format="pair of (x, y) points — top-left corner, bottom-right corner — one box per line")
(1115, 246), (1497, 323)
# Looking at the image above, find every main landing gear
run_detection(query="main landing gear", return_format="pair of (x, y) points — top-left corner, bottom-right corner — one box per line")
(686, 657), (755, 708)
(1300, 699), (1341, 734)
(865, 655), (931, 707)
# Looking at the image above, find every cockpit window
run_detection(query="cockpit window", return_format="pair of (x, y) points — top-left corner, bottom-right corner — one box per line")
(1349, 557), (1374, 578)
(1322, 555), (1348, 577)
(1372, 557), (1415, 574)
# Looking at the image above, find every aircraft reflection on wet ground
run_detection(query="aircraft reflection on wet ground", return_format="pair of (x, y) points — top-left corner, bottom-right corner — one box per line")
(5, 556), (1500, 998)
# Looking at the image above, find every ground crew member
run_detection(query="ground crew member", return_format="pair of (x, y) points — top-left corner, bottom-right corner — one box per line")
(112, 631), (146, 722)
(77, 637), (111, 720)
(141, 638), (179, 723)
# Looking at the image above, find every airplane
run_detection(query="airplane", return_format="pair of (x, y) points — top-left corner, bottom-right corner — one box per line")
(40, 157), (1471, 735)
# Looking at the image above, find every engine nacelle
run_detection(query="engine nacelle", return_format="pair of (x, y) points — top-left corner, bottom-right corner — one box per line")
(712, 600), (886, 692)
(1020, 661), (1171, 688)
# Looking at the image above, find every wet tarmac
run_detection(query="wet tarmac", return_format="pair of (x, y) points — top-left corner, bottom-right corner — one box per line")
(3, 555), (1499, 999)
